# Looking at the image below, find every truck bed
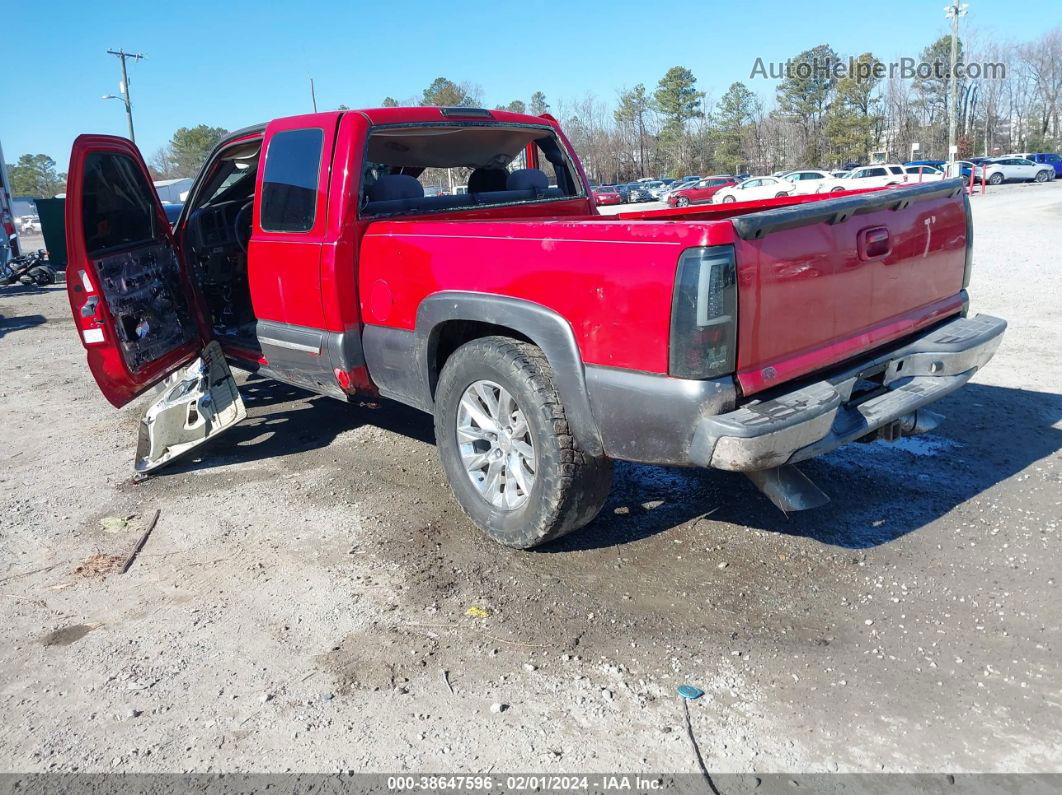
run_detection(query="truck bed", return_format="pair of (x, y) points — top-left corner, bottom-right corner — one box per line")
(359, 180), (971, 396)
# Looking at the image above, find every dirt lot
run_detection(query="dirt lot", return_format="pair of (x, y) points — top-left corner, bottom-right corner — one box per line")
(1, 183), (1059, 774)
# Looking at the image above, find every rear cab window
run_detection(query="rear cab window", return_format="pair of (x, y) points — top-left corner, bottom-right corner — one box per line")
(261, 128), (324, 232)
(359, 123), (583, 218)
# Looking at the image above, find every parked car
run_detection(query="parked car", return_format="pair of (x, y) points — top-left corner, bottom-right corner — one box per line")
(714, 176), (796, 203)
(735, 172), (751, 181)
(649, 179), (678, 199)
(903, 165), (945, 182)
(818, 164), (909, 192)
(666, 175), (737, 206)
(614, 183), (633, 202)
(1006, 153), (1061, 179)
(591, 185), (623, 205)
(64, 105), (1005, 549)
(161, 203), (184, 224)
(781, 169), (835, 194)
(904, 159), (947, 170)
(626, 183), (655, 202)
(973, 157), (1054, 185)
(830, 170), (850, 179)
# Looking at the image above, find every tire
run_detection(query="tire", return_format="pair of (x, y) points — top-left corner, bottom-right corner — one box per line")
(831, 186), (845, 193)
(676, 196), (690, 207)
(434, 336), (613, 549)
(1035, 170), (1050, 183)
(988, 172), (1003, 185)
(774, 192), (788, 198)
(722, 195), (736, 203)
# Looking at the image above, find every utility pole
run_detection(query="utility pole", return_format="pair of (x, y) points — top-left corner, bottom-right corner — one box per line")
(106, 49), (144, 143)
(944, 1), (968, 162)
(310, 78), (318, 112)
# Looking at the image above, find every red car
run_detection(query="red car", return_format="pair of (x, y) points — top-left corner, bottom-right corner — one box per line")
(64, 105), (1004, 549)
(667, 175), (737, 207)
(591, 185), (622, 205)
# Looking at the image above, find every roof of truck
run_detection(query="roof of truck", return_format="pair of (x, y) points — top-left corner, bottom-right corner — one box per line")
(357, 106), (556, 126)
(210, 108), (559, 155)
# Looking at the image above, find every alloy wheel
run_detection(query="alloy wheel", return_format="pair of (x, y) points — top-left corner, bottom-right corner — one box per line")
(456, 380), (537, 510)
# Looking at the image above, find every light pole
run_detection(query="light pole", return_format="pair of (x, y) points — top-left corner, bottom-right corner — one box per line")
(944, 2), (968, 162)
(103, 49), (144, 143)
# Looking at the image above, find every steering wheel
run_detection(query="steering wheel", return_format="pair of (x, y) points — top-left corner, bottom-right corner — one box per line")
(234, 200), (254, 253)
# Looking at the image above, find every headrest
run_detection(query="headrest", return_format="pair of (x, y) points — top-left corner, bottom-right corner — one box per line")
(506, 169), (549, 191)
(368, 174), (424, 202)
(467, 168), (509, 193)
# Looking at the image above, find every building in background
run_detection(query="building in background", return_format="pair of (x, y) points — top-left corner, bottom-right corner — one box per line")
(153, 177), (193, 203)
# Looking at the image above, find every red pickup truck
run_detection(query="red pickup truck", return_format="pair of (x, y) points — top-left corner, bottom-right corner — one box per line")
(65, 106), (1005, 548)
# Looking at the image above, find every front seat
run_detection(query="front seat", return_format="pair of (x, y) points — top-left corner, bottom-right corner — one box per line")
(364, 174), (424, 214)
(506, 168), (549, 197)
(467, 168), (509, 195)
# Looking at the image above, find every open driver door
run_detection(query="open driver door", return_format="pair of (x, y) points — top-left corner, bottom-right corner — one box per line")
(65, 134), (245, 473)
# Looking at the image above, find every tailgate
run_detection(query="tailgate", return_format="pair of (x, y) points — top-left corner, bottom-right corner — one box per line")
(730, 179), (971, 395)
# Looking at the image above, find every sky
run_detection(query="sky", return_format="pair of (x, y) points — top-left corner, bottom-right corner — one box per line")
(0, 0), (1048, 168)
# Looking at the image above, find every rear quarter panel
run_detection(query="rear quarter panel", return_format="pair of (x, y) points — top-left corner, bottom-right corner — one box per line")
(358, 218), (732, 372)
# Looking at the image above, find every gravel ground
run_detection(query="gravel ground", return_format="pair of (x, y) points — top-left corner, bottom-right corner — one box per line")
(0, 183), (1059, 774)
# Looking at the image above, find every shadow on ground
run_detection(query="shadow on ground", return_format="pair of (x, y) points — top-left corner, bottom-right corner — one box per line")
(159, 375), (434, 475)
(157, 377), (1061, 550)
(0, 313), (47, 338)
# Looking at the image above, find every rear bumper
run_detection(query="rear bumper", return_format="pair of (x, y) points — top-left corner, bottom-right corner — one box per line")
(690, 313), (1006, 471)
(584, 313), (1005, 470)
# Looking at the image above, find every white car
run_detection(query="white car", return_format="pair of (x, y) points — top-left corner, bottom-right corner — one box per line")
(974, 157), (1054, 185)
(902, 165), (945, 182)
(817, 164), (909, 193)
(781, 169), (835, 194)
(713, 176), (795, 204)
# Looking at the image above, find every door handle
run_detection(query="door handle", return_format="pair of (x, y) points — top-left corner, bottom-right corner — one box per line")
(857, 226), (891, 260)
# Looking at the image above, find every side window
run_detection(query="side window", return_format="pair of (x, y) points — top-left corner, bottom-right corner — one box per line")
(81, 152), (158, 256)
(804, 172), (823, 180)
(261, 128), (324, 233)
(867, 168), (887, 177)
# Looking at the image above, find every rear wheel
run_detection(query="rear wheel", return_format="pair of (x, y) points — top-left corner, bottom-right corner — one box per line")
(434, 337), (613, 549)
(988, 172), (1004, 185)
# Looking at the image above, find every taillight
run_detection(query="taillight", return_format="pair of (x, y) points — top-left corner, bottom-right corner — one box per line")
(669, 246), (738, 379)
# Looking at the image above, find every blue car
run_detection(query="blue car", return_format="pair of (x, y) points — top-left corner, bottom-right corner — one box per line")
(1016, 153), (1062, 179)
(904, 159), (947, 169)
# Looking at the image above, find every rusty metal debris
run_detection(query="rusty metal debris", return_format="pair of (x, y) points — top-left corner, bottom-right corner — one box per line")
(120, 509), (161, 574)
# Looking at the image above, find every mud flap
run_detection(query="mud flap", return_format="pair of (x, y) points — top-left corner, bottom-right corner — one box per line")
(134, 341), (246, 473)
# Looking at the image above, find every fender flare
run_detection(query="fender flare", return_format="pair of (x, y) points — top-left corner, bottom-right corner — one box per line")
(415, 292), (604, 456)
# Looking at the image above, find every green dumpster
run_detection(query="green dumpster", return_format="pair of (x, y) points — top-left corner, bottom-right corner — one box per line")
(34, 197), (67, 269)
